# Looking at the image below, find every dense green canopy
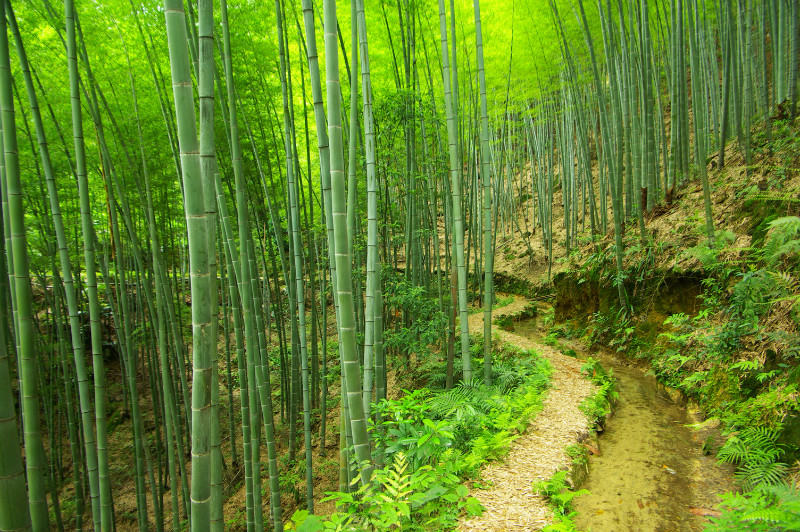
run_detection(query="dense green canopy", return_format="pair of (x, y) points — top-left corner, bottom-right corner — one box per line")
(0, 0), (797, 529)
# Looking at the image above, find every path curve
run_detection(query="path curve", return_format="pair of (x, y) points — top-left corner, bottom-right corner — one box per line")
(458, 295), (597, 531)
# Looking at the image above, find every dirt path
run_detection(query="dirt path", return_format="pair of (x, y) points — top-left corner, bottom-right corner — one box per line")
(458, 295), (597, 531)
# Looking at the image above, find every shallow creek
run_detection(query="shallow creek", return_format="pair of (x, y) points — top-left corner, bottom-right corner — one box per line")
(514, 318), (736, 532)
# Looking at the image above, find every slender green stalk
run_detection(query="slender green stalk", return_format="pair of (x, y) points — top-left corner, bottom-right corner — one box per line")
(324, 0), (372, 482)
(0, 3), (49, 528)
(0, 209), (30, 532)
(164, 0), (219, 528)
(438, 0), (470, 380)
(275, 0), (314, 510)
(356, 0), (380, 417)
(63, 3), (117, 530)
(474, 0), (493, 385)
(687, 0), (715, 243)
(6, 4), (101, 529)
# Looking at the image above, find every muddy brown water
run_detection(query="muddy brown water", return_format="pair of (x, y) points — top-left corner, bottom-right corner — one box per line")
(515, 318), (736, 532)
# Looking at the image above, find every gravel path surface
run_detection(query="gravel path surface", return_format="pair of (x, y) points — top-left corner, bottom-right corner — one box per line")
(458, 295), (597, 531)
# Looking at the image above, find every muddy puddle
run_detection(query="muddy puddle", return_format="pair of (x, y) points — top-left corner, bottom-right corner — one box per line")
(515, 318), (736, 532)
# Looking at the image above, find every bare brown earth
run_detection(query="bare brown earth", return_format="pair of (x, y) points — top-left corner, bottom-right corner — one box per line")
(489, 128), (790, 291)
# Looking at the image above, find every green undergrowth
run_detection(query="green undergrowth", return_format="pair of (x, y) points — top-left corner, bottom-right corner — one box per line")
(578, 358), (617, 430)
(706, 427), (800, 530)
(564, 444), (589, 469)
(469, 293), (516, 314)
(289, 346), (551, 531)
(567, 215), (800, 528)
(705, 482), (800, 531)
(533, 471), (589, 532)
(651, 218), (800, 467)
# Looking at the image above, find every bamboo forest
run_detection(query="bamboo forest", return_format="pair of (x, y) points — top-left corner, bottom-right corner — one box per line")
(0, 0), (799, 530)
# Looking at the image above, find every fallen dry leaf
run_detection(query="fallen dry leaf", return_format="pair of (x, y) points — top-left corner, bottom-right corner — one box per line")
(689, 507), (722, 518)
(585, 443), (601, 456)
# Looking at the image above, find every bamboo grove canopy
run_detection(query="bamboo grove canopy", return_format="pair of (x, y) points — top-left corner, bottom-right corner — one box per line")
(0, 0), (797, 530)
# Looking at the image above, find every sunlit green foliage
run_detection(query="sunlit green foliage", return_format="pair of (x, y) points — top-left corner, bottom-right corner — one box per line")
(706, 483), (800, 532)
(717, 428), (789, 491)
(287, 350), (550, 530)
(533, 470), (589, 531)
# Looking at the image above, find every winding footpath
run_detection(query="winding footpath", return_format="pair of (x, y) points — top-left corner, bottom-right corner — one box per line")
(458, 295), (597, 531)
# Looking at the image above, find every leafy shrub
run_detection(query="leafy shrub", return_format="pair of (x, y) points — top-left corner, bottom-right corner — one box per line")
(382, 273), (447, 361)
(425, 356), (550, 460)
(292, 353), (551, 531)
(706, 483), (800, 532)
(565, 444), (588, 468)
(370, 389), (456, 470)
(760, 217), (800, 273)
(588, 308), (645, 356)
(289, 453), (484, 532)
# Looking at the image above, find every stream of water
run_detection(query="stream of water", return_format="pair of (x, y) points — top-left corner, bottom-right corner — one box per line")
(515, 318), (735, 532)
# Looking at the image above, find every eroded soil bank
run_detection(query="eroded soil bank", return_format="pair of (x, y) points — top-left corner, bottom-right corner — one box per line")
(514, 318), (736, 531)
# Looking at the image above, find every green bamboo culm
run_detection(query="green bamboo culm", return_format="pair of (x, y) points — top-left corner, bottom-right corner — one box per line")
(0, 168), (30, 531)
(0, 0), (49, 528)
(686, 0), (715, 244)
(70, 11), (116, 530)
(275, 0), (314, 510)
(163, 0), (219, 529)
(198, 0), (222, 529)
(6, 2), (98, 528)
(357, 0), (381, 417)
(474, 0), (493, 386)
(323, 0), (372, 483)
(300, 0), (339, 461)
(219, 1), (258, 528)
(64, 2), (107, 529)
(437, 0), (470, 381)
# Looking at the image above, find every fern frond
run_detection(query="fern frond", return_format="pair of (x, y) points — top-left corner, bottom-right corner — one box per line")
(737, 461), (789, 491)
(765, 216), (800, 265)
(741, 507), (797, 524)
(741, 427), (785, 455)
(769, 271), (800, 293)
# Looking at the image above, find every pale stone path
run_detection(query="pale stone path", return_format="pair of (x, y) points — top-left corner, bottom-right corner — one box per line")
(458, 295), (597, 531)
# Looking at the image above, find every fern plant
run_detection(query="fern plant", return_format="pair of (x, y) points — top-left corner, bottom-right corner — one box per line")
(532, 470), (589, 517)
(290, 451), (484, 532)
(706, 482), (800, 532)
(763, 216), (800, 267)
(717, 427), (789, 491)
(579, 358), (617, 426)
